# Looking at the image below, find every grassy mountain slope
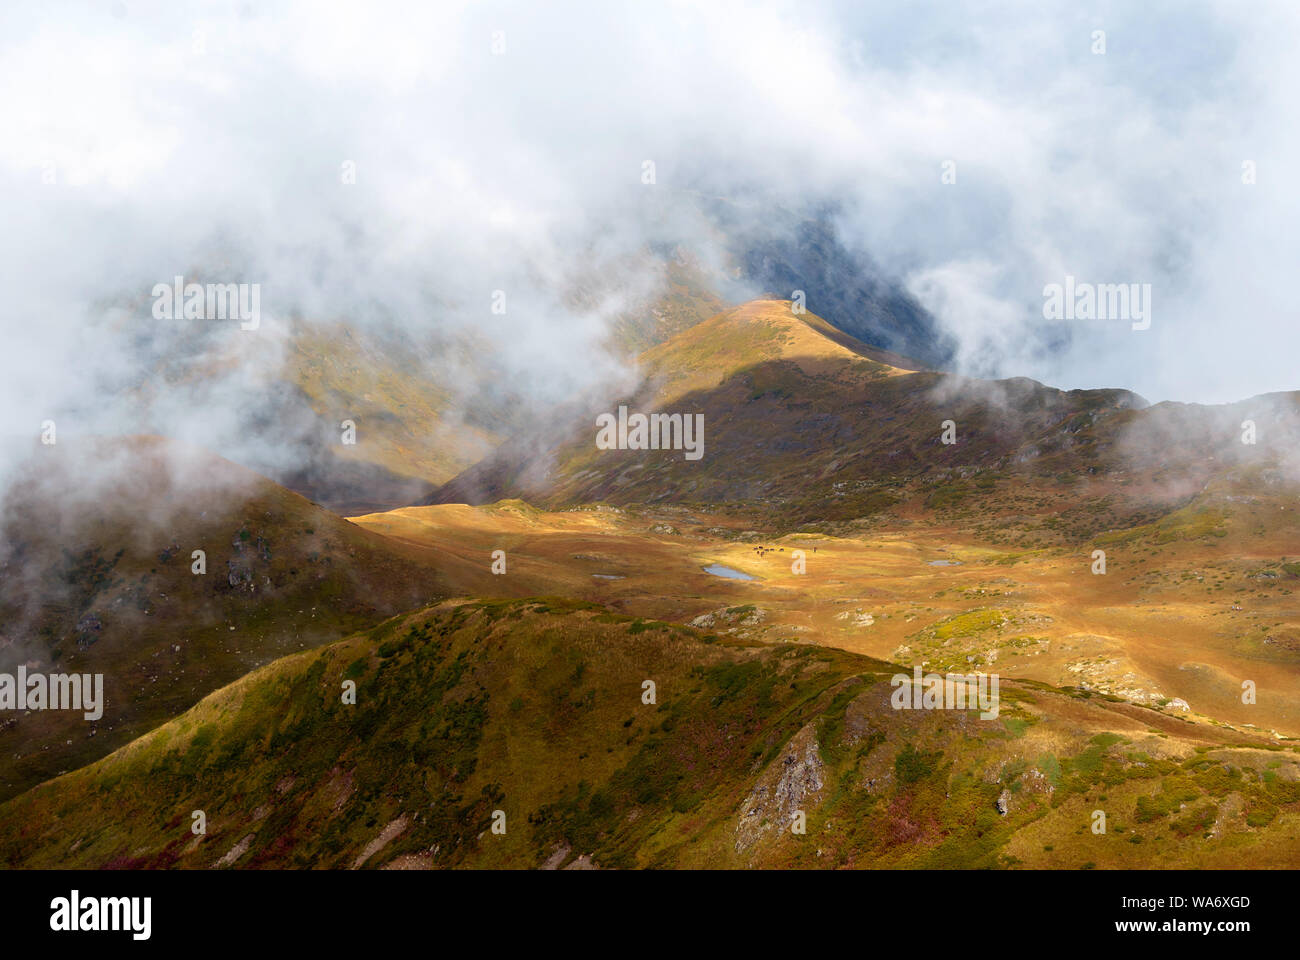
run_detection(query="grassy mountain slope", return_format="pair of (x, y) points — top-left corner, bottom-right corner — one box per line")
(427, 299), (1145, 515)
(427, 300), (1300, 538)
(2, 598), (1296, 870)
(277, 320), (499, 512)
(352, 475), (1300, 743)
(0, 436), (470, 800)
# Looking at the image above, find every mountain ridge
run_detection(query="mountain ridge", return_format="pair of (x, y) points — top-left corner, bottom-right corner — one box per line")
(5, 597), (1295, 870)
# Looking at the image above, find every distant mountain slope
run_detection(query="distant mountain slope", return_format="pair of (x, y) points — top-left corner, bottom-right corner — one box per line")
(0, 436), (469, 800)
(275, 320), (499, 511)
(427, 299), (1300, 532)
(102, 204), (942, 514)
(263, 202), (952, 509)
(3, 597), (1294, 870)
(426, 300), (1152, 517)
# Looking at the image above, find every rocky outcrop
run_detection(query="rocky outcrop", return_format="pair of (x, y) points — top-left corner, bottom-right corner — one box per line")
(735, 723), (825, 852)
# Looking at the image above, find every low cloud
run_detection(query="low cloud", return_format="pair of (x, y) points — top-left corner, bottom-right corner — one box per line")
(0, 0), (1296, 504)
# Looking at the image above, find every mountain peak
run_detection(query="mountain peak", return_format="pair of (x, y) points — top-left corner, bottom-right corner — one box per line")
(637, 299), (925, 409)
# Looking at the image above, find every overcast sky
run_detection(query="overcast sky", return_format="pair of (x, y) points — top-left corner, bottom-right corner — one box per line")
(1, 0), (1296, 470)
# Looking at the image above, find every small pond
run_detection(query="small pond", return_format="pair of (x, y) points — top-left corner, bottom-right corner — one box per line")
(702, 563), (757, 581)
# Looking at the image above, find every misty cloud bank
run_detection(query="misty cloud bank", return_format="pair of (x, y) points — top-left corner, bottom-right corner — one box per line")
(1, 0), (1297, 498)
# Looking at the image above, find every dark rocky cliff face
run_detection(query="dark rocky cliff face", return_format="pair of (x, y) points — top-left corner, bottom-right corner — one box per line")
(695, 195), (956, 368)
(733, 215), (955, 369)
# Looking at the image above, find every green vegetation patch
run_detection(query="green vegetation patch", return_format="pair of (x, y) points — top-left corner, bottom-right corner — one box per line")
(931, 609), (1009, 640)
